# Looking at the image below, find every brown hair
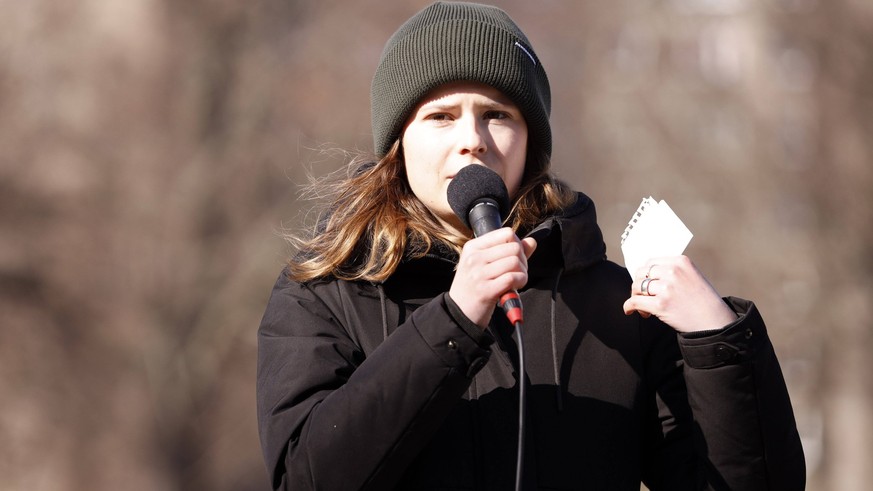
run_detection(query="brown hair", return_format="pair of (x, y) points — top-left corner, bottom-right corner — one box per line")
(286, 141), (575, 283)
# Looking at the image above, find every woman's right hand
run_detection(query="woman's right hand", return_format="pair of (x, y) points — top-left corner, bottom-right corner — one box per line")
(448, 228), (537, 328)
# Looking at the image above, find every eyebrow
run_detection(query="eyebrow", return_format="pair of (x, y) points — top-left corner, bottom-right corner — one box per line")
(422, 100), (514, 111)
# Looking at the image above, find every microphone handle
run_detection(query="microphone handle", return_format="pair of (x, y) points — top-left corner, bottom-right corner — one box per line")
(500, 291), (523, 324)
(467, 199), (524, 324)
(468, 200), (503, 238)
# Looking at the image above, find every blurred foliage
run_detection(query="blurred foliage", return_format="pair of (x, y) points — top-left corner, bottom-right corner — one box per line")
(1, 0), (871, 490)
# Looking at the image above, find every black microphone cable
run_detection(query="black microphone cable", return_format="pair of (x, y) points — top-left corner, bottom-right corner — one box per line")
(447, 165), (529, 491)
(499, 292), (526, 491)
(514, 318), (526, 491)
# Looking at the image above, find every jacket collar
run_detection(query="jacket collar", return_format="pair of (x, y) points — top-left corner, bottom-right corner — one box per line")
(392, 191), (606, 278)
(526, 192), (607, 277)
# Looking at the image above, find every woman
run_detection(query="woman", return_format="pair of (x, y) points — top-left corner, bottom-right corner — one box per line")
(257, 2), (805, 490)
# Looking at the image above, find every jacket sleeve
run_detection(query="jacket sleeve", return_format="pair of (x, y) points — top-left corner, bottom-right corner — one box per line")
(676, 297), (806, 490)
(256, 270), (492, 490)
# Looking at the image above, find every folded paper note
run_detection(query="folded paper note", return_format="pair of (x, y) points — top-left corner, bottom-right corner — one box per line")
(620, 197), (693, 275)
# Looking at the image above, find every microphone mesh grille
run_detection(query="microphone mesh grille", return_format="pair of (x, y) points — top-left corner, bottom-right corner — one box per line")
(446, 165), (510, 228)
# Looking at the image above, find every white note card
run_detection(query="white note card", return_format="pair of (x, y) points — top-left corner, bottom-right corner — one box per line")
(620, 197), (693, 275)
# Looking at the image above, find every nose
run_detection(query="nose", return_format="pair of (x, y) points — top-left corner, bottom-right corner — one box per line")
(458, 117), (487, 156)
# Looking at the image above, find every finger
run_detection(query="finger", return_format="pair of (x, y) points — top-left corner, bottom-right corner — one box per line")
(466, 241), (527, 268)
(630, 276), (659, 300)
(496, 270), (529, 293)
(466, 227), (518, 248)
(465, 266), (527, 300)
(622, 297), (636, 315)
(634, 263), (654, 282)
(643, 256), (697, 279)
(622, 297), (652, 318)
(461, 233), (521, 268)
(642, 277), (662, 297)
(635, 258), (672, 283)
(624, 294), (659, 317)
(521, 237), (537, 259)
(480, 255), (529, 281)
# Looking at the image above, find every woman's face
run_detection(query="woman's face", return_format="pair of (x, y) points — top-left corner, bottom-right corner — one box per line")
(401, 81), (528, 235)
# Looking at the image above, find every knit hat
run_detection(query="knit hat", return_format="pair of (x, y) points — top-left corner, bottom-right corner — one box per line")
(370, 1), (551, 158)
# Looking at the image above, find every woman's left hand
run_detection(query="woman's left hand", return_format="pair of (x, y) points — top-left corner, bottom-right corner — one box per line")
(623, 256), (738, 333)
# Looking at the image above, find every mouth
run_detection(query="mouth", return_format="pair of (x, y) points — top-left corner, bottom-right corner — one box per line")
(448, 163), (490, 181)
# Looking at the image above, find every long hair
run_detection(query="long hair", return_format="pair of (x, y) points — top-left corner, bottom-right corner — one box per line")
(287, 141), (575, 283)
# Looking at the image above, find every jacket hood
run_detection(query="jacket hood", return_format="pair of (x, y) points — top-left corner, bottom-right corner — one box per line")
(392, 191), (607, 279)
(526, 191), (607, 277)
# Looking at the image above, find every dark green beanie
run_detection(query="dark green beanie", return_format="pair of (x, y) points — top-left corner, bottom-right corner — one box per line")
(371, 1), (551, 158)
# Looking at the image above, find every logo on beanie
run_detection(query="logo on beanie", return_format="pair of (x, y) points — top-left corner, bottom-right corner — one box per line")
(514, 41), (537, 66)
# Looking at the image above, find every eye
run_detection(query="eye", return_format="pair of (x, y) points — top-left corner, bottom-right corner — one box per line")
(425, 113), (453, 122)
(484, 110), (510, 120)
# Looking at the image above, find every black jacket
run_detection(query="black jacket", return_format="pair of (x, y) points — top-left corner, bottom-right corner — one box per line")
(257, 193), (805, 490)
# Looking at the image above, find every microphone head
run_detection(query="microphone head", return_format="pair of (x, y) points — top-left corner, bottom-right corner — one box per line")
(447, 165), (511, 229)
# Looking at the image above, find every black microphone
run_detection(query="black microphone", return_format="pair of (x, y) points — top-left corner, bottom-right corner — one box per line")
(446, 165), (523, 324)
(447, 165), (528, 491)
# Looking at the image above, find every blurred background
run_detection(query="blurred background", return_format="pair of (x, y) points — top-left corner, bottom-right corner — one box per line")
(1, 0), (870, 489)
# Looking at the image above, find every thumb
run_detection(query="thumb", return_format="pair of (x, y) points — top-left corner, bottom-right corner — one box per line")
(623, 297), (652, 318)
(522, 237), (537, 259)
